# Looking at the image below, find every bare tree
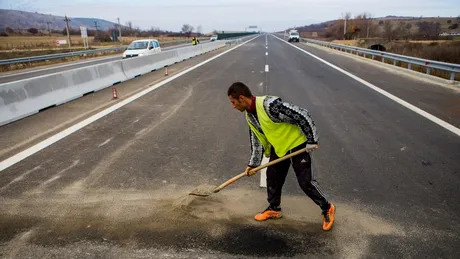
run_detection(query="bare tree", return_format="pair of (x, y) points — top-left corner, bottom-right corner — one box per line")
(394, 21), (407, 40)
(416, 21), (441, 39)
(364, 13), (373, 38)
(181, 24), (194, 37)
(404, 23), (413, 39)
(326, 19), (344, 39)
(27, 28), (38, 34)
(125, 21), (133, 30)
(342, 12), (352, 38)
(383, 20), (395, 41)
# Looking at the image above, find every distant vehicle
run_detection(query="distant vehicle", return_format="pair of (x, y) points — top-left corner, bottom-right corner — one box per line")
(288, 30), (300, 42)
(122, 39), (161, 59)
(210, 35), (218, 41)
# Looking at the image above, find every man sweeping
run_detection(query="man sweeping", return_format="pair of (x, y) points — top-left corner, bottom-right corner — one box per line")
(227, 82), (335, 231)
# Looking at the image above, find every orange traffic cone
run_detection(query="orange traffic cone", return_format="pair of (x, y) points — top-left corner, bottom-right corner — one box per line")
(112, 87), (118, 99)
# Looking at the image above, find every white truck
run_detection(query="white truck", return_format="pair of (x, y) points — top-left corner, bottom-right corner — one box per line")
(288, 30), (300, 42)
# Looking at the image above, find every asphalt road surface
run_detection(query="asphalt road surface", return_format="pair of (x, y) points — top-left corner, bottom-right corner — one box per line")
(0, 34), (459, 258)
(0, 40), (211, 84)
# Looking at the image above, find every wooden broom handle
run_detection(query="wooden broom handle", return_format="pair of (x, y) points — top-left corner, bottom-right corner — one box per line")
(213, 148), (307, 193)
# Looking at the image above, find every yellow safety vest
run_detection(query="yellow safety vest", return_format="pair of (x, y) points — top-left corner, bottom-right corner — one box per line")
(246, 96), (307, 157)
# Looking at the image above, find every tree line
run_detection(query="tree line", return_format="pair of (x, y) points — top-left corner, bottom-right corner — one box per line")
(296, 13), (460, 41)
(1, 22), (206, 40)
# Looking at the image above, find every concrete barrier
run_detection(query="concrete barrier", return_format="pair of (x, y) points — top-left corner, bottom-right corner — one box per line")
(0, 40), (231, 126)
(201, 42), (224, 53)
(175, 45), (202, 61)
(121, 50), (179, 79)
(0, 60), (127, 126)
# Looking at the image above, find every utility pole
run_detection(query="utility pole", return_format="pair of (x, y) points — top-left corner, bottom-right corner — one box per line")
(46, 21), (51, 37)
(64, 15), (72, 48)
(117, 17), (122, 43)
(344, 18), (347, 39)
(94, 21), (99, 36)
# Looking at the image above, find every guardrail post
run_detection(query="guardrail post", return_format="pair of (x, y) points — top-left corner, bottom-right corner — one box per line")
(393, 60), (396, 66)
(426, 67), (431, 75)
(382, 57), (385, 63)
(408, 63), (412, 70)
(372, 55), (375, 60)
(451, 72), (455, 81)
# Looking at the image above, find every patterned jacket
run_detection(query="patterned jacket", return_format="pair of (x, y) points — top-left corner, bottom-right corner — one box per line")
(247, 96), (318, 167)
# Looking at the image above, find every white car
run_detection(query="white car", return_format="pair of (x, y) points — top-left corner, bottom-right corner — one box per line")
(122, 39), (161, 59)
(210, 35), (218, 41)
(288, 30), (300, 42)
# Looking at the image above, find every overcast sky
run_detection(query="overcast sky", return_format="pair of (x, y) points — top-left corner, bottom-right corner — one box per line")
(1, 0), (459, 32)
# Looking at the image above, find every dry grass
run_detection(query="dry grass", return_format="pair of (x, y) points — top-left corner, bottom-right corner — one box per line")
(333, 44), (460, 81)
(381, 41), (460, 64)
(332, 39), (460, 64)
(407, 40), (450, 44)
(332, 40), (360, 46)
(0, 36), (191, 50)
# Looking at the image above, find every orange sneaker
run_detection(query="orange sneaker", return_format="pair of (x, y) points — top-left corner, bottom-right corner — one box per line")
(322, 203), (335, 231)
(254, 207), (282, 221)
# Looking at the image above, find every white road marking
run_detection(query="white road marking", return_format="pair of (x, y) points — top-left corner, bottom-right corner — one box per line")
(97, 138), (113, 147)
(30, 160), (80, 194)
(259, 82), (263, 86)
(266, 46), (268, 49)
(265, 65), (269, 72)
(266, 52), (268, 56)
(0, 166), (41, 191)
(259, 156), (269, 188)
(0, 36), (260, 172)
(273, 35), (460, 137)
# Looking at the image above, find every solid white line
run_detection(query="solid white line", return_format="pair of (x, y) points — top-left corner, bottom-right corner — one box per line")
(259, 156), (269, 188)
(272, 35), (460, 137)
(0, 36), (260, 171)
(265, 65), (269, 72)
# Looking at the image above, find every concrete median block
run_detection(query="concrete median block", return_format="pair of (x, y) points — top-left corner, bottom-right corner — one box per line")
(0, 40), (230, 126)
(121, 50), (180, 79)
(0, 60), (128, 126)
(175, 45), (202, 61)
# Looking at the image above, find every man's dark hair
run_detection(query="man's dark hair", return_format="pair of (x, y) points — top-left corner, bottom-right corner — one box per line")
(227, 82), (252, 99)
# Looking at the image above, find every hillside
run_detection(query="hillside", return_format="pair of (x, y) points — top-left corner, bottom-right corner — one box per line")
(0, 9), (118, 31)
(290, 15), (460, 40)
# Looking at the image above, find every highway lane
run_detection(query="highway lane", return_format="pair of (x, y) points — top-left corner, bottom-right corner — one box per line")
(0, 40), (211, 84)
(0, 35), (459, 258)
(278, 36), (460, 128)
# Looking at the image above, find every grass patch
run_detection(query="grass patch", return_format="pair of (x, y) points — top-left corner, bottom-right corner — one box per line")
(0, 36), (192, 50)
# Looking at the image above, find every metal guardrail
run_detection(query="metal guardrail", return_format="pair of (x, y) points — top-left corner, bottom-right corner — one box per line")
(0, 47), (126, 66)
(0, 38), (208, 67)
(295, 37), (460, 82)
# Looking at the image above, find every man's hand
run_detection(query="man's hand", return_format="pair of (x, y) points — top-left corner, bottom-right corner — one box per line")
(245, 166), (257, 177)
(306, 144), (318, 153)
